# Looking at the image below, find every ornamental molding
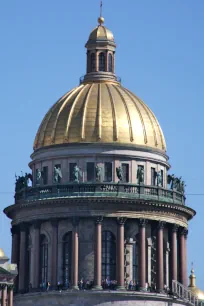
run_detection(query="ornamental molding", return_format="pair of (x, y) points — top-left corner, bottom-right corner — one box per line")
(7, 196), (195, 220)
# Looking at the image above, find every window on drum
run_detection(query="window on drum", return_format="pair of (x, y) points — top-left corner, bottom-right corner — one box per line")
(104, 163), (112, 182)
(122, 163), (129, 183)
(87, 162), (95, 182)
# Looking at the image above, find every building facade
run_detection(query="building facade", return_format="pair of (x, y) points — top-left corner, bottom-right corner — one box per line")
(3, 13), (201, 306)
(0, 249), (17, 306)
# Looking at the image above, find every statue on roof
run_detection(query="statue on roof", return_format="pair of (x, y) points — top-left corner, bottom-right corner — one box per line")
(95, 165), (102, 182)
(116, 166), (123, 182)
(54, 166), (62, 183)
(73, 165), (81, 183)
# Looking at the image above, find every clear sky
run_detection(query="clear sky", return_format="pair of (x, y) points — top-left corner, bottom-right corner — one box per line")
(0, 0), (203, 288)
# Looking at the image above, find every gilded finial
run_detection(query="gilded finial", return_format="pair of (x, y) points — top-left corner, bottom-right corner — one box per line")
(189, 262), (196, 288)
(98, 1), (105, 25)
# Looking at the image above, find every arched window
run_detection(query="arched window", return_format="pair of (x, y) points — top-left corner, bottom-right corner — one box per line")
(99, 53), (105, 71)
(108, 54), (113, 72)
(91, 53), (96, 72)
(40, 234), (48, 285)
(63, 232), (72, 287)
(102, 231), (116, 280)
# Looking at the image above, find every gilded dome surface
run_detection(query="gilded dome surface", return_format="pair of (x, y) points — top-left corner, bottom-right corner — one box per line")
(0, 248), (5, 257)
(34, 82), (166, 151)
(89, 25), (114, 42)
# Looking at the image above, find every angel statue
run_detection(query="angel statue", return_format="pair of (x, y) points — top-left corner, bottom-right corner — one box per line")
(54, 166), (62, 183)
(167, 174), (176, 190)
(73, 165), (81, 183)
(95, 165), (102, 182)
(137, 166), (144, 185)
(116, 166), (123, 182)
(36, 169), (42, 185)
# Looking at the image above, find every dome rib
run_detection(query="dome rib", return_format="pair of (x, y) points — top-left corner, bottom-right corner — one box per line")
(123, 88), (148, 144)
(50, 86), (83, 145)
(97, 84), (102, 140)
(34, 83), (166, 152)
(105, 84), (118, 141)
(126, 89), (158, 147)
(64, 84), (88, 142)
(81, 84), (94, 140)
(113, 85), (134, 142)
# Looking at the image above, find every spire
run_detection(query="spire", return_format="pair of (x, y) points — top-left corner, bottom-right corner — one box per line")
(98, 1), (105, 25)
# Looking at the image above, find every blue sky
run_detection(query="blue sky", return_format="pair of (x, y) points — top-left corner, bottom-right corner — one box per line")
(0, 0), (204, 287)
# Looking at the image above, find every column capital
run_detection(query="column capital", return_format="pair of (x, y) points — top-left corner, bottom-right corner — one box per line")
(20, 223), (29, 232)
(157, 221), (166, 229)
(172, 224), (179, 232)
(139, 218), (148, 228)
(117, 217), (127, 225)
(72, 217), (80, 227)
(33, 220), (41, 229)
(11, 225), (19, 236)
(180, 227), (188, 238)
(95, 216), (103, 224)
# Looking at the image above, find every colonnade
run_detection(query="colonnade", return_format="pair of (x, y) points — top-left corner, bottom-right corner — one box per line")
(0, 286), (14, 306)
(11, 218), (188, 293)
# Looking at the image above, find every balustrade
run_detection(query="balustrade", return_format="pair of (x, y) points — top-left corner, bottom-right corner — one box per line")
(15, 183), (185, 205)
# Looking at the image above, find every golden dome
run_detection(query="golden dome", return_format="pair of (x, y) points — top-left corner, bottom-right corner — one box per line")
(89, 24), (114, 42)
(34, 82), (166, 151)
(0, 248), (5, 257)
(189, 268), (204, 300)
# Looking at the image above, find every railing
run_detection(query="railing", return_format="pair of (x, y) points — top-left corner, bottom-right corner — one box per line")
(172, 280), (203, 306)
(79, 75), (122, 85)
(15, 183), (185, 205)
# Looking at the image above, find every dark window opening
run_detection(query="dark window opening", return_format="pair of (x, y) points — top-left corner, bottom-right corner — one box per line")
(69, 163), (77, 181)
(133, 242), (138, 282)
(108, 54), (113, 72)
(40, 235), (48, 285)
(87, 162), (95, 182)
(122, 163), (129, 183)
(102, 231), (116, 280)
(161, 170), (164, 187)
(63, 232), (72, 287)
(42, 166), (48, 185)
(151, 167), (156, 186)
(104, 163), (112, 182)
(99, 53), (105, 71)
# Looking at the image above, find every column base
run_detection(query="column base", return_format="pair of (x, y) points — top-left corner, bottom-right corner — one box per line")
(71, 285), (79, 290)
(157, 289), (165, 294)
(139, 287), (147, 292)
(116, 286), (126, 291)
(92, 285), (103, 291)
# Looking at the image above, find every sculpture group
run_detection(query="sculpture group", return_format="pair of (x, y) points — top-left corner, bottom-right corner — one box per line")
(15, 167), (185, 195)
(167, 174), (185, 194)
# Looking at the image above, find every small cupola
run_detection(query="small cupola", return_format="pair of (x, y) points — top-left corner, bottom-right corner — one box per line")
(82, 5), (118, 84)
